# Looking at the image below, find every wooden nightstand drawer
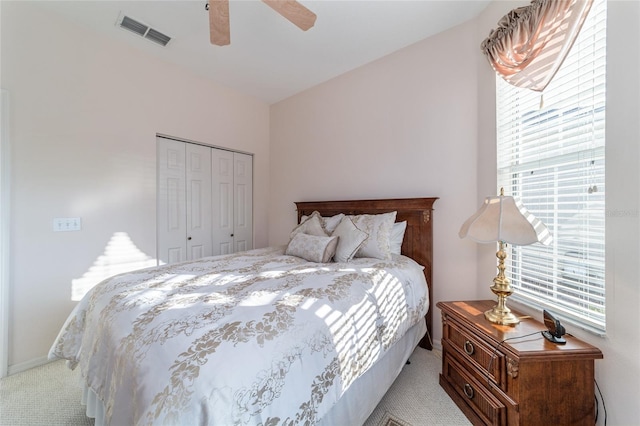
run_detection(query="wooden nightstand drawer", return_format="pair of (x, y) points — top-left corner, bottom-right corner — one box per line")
(443, 354), (507, 426)
(443, 318), (504, 388)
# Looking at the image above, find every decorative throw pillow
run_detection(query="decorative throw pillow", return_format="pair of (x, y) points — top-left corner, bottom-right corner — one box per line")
(300, 212), (346, 234)
(389, 221), (407, 255)
(331, 216), (369, 263)
(323, 214), (345, 234)
(285, 233), (338, 263)
(350, 211), (397, 260)
(290, 212), (327, 239)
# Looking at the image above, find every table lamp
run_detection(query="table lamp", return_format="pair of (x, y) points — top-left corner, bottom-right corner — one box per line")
(459, 188), (553, 325)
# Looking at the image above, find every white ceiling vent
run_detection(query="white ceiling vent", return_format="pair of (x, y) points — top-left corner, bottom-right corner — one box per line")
(116, 13), (171, 47)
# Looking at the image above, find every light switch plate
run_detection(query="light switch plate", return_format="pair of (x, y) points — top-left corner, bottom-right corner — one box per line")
(53, 217), (81, 232)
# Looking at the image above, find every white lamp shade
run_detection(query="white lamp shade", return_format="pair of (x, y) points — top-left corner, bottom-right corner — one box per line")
(459, 194), (553, 246)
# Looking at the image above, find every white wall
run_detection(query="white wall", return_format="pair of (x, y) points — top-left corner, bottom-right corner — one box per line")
(269, 19), (483, 345)
(1, 2), (270, 369)
(475, 1), (640, 425)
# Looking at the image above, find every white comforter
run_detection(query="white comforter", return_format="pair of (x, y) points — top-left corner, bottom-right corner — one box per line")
(49, 246), (429, 425)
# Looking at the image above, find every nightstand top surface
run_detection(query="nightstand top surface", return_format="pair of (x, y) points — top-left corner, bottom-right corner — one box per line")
(437, 300), (603, 360)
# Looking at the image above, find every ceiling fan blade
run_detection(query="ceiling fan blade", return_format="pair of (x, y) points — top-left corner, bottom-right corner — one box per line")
(261, 0), (317, 31)
(209, 0), (230, 46)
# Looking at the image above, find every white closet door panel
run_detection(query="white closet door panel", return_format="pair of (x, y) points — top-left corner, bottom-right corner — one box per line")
(218, 241), (232, 256)
(233, 152), (253, 252)
(157, 138), (186, 264)
(185, 144), (212, 260)
(212, 149), (234, 256)
(167, 248), (183, 264)
(167, 179), (181, 230)
(190, 245), (205, 260)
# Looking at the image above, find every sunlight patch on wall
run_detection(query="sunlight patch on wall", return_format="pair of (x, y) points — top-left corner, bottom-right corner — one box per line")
(71, 232), (157, 301)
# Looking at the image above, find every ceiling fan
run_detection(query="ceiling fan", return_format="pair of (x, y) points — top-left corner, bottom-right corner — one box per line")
(207, 0), (317, 46)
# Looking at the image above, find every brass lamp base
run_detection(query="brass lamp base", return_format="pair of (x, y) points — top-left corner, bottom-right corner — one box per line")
(485, 241), (520, 326)
(484, 303), (520, 325)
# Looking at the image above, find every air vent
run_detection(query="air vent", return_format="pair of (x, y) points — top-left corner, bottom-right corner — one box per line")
(116, 13), (171, 47)
(120, 16), (148, 36)
(145, 28), (172, 47)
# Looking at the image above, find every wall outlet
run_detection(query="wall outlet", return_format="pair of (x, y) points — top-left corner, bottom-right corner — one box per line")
(53, 217), (82, 232)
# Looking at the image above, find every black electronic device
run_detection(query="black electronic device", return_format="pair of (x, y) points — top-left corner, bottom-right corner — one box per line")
(542, 310), (567, 344)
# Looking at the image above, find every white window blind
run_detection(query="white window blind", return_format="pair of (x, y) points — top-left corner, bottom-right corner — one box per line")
(496, 0), (606, 333)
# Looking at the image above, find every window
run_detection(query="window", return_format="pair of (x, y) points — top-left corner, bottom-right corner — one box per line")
(496, 0), (606, 333)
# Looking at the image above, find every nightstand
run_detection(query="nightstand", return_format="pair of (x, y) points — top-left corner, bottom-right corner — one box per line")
(437, 300), (603, 426)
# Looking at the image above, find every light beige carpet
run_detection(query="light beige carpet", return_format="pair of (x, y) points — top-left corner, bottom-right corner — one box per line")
(363, 347), (471, 426)
(0, 347), (470, 426)
(0, 359), (93, 426)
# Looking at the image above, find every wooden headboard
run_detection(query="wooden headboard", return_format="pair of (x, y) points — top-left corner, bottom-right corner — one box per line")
(295, 197), (438, 350)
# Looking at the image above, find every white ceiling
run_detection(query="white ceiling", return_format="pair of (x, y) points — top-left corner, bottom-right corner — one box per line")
(39, 1), (491, 104)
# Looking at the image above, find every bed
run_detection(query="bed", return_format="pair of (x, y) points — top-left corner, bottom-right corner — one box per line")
(49, 197), (438, 426)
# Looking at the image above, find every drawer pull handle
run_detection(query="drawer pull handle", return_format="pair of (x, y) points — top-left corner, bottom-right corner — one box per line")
(463, 340), (475, 355)
(463, 383), (475, 399)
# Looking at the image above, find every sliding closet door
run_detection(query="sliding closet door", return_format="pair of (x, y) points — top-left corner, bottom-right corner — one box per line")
(157, 138), (186, 264)
(233, 153), (253, 252)
(185, 143), (212, 260)
(211, 149), (234, 255)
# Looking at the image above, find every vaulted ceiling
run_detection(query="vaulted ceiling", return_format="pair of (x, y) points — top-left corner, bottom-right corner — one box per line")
(39, 1), (491, 104)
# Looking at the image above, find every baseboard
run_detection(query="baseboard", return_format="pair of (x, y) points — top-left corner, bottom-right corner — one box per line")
(7, 356), (51, 376)
(432, 339), (443, 352)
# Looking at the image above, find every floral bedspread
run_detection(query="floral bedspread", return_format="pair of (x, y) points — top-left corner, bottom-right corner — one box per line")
(49, 246), (428, 425)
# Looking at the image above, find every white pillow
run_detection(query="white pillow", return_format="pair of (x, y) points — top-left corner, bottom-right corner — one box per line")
(285, 233), (338, 263)
(350, 211), (397, 260)
(290, 212), (327, 239)
(331, 217), (369, 263)
(300, 212), (346, 234)
(390, 221), (407, 255)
